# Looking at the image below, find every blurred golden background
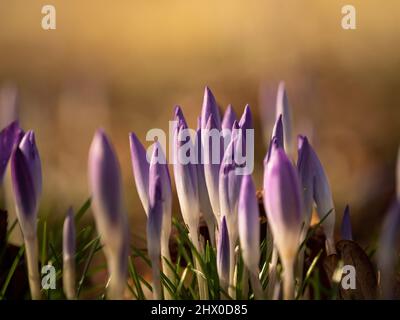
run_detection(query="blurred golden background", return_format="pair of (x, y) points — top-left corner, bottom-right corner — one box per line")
(0, 0), (399, 246)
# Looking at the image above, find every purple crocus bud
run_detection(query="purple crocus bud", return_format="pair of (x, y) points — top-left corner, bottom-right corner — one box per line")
(217, 216), (230, 295)
(19, 131), (42, 198)
(63, 207), (76, 299)
(238, 175), (265, 299)
(378, 199), (400, 299)
(219, 136), (243, 247)
(148, 140), (174, 296)
(263, 146), (303, 299)
(238, 104), (253, 131)
(0, 121), (23, 183)
(276, 82), (293, 155)
(219, 134), (244, 295)
(203, 114), (223, 222)
(149, 141), (171, 230)
(222, 105), (237, 131)
(11, 132), (41, 238)
(195, 128), (216, 246)
(173, 121), (200, 233)
(238, 175), (260, 271)
(173, 113), (208, 299)
(129, 132), (150, 215)
(201, 86), (221, 131)
(11, 130), (42, 300)
(340, 205), (352, 241)
(297, 135), (336, 254)
(88, 130), (129, 299)
(297, 135), (314, 226)
(147, 175), (163, 299)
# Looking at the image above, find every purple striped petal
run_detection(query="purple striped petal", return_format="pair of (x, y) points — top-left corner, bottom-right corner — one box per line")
(238, 175), (260, 271)
(129, 132), (150, 215)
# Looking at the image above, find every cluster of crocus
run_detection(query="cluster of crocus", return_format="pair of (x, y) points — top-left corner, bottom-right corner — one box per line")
(4, 83), (400, 301)
(124, 85), (340, 300)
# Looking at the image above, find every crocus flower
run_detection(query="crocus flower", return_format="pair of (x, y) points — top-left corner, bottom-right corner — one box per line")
(219, 132), (244, 297)
(0, 121), (23, 184)
(201, 86), (221, 131)
(63, 207), (76, 300)
(263, 146), (303, 299)
(217, 216), (230, 297)
(88, 130), (129, 299)
(173, 112), (200, 234)
(222, 104), (237, 131)
(129, 132), (150, 213)
(195, 128), (216, 247)
(238, 104), (253, 131)
(203, 114), (223, 223)
(147, 175), (163, 299)
(238, 175), (264, 299)
(276, 81), (293, 156)
(11, 130), (42, 300)
(340, 205), (352, 241)
(173, 110), (208, 299)
(297, 135), (336, 254)
(377, 199), (400, 299)
(148, 141), (173, 298)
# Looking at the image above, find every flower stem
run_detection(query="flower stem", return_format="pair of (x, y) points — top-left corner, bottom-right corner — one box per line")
(282, 258), (295, 300)
(161, 238), (173, 300)
(63, 256), (76, 299)
(24, 236), (41, 300)
(150, 256), (162, 300)
(249, 268), (264, 300)
(190, 231), (208, 300)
